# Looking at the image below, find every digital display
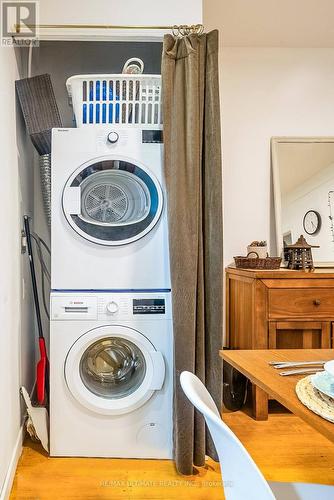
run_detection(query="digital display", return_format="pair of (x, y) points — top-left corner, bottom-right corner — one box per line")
(133, 298), (165, 314)
(142, 130), (163, 143)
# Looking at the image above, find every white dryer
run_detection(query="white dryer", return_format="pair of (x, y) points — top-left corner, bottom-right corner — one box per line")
(51, 126), (170, 290)
(50, 291), (173, 458)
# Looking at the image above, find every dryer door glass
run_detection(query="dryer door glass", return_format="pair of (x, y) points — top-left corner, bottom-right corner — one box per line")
(62, 159), (163, 246)
(79, 337), (146, 399)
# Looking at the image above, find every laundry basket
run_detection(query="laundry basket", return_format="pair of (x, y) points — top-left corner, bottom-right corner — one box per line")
(66, 74), (162, 127)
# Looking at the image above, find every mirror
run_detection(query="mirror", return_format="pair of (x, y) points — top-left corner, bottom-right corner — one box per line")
(272, 137), (334, 267)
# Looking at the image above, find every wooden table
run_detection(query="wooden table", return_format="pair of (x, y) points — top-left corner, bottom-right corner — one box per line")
(220, 349), (334, 444)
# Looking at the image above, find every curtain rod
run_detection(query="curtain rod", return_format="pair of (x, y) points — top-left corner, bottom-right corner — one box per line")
(15, 23), (204, 35)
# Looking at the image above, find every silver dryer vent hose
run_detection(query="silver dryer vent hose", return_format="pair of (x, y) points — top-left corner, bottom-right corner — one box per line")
(39, 154), (51, 227)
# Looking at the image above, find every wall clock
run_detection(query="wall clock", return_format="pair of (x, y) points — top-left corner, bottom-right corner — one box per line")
(303, 210), (321, 235)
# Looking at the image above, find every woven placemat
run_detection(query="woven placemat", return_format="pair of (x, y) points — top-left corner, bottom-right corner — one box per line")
(296, 376), (334, 423)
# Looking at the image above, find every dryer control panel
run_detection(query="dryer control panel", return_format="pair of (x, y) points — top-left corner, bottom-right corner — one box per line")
(51, 292), (172, 321)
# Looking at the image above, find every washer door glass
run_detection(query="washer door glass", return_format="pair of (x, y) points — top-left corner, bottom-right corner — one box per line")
(79, 337), (146, 399)
(64, 325), (166, 415)
(62, 159), (163, 246)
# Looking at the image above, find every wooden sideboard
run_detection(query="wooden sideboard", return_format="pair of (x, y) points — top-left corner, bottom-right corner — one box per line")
(225, 266), (334, 419)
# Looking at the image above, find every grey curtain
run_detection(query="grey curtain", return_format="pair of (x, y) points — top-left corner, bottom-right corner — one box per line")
(162, 30), (223, 475)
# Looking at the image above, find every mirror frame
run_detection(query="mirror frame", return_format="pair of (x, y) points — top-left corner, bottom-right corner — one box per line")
(271, 136), (334, 268)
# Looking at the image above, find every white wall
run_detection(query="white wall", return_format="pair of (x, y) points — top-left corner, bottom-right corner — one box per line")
(220, 48), (334, 265)
(0, 46), (20, 498)
(0, 47), (35, 498)
(203, 0), (334, 48)
(39, 0), (202, 25)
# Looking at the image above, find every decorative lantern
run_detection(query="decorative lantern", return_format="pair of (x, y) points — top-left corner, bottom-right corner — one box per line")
(285, 235), (319, 270)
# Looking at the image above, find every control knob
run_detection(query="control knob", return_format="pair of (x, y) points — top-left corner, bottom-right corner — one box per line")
(106, 301), (119, 314)
(107, 131), (119, 144)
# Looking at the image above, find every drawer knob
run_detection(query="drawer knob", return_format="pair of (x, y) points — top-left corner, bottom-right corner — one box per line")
(313, 299), (321, 306)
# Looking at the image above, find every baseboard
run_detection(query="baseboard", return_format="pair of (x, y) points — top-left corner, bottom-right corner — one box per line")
(0, 425), (24, 500)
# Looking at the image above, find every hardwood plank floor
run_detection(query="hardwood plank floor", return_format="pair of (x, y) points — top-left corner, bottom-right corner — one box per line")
(10, 439), (223, 500)
(10, 409), (334, 499)
(224, 409), (334, 485)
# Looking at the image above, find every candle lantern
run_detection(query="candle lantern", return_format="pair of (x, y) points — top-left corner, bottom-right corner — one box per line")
(285, 235), (319, 270)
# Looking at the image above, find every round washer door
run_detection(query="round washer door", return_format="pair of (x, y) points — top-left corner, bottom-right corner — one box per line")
(62, 156), (164, 246)
(64, 325), (165, 415)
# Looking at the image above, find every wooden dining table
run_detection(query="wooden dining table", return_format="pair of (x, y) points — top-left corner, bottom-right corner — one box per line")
(220, 348), (334, 444)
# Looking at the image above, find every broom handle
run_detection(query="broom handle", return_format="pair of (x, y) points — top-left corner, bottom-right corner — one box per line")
(23, 215), (44, 340)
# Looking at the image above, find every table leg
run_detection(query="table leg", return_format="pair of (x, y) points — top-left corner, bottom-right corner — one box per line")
(252, 385), (268, 421)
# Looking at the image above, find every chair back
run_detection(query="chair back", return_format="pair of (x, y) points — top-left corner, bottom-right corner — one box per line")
(180, 371), (276, 500)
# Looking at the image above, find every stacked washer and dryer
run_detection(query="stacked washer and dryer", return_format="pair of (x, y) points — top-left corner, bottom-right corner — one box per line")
(50, 72), (173, 458)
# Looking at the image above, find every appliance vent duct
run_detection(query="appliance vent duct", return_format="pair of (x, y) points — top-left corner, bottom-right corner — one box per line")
(66, 75), (162, 128)
(39, 153), (51, 227)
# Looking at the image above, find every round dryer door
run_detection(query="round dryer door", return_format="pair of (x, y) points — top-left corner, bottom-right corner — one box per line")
(62, 157), (164, 246)
(64, 325), (165, 415)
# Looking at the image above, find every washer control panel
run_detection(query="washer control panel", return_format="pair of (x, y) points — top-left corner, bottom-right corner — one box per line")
(51, 293), (171, 321)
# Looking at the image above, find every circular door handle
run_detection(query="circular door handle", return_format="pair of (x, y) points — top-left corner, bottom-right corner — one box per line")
(313, 299), (321, 306)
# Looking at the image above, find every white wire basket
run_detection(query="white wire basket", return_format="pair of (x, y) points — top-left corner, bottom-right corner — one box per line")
(66, 74), (162, 127)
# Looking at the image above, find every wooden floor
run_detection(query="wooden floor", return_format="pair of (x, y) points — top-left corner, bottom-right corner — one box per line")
(224, 407), (334, 485)
(10, 408), (334, 499)
(10, 441), (223, 500)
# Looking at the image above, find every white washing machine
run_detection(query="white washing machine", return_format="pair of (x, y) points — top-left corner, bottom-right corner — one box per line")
(50, 291), (173, 458)
(51, 126), (170, 290)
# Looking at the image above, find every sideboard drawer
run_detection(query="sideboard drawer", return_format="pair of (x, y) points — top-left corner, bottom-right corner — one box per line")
(269, 289), (334, 318)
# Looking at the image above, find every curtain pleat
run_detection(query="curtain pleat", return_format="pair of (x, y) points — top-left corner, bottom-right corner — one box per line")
(162, 30), (223, 475)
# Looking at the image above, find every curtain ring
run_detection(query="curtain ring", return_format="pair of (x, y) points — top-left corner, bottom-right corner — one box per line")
(196, 24), (204, 35)
(172, 25), (179, 37)
(172, 24), (204, 38)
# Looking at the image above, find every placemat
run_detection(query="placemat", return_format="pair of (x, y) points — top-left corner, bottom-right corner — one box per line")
(296, 375), (334, 423)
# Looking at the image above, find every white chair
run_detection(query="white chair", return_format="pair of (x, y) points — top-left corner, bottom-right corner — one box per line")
(180, 371), (334, 500)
